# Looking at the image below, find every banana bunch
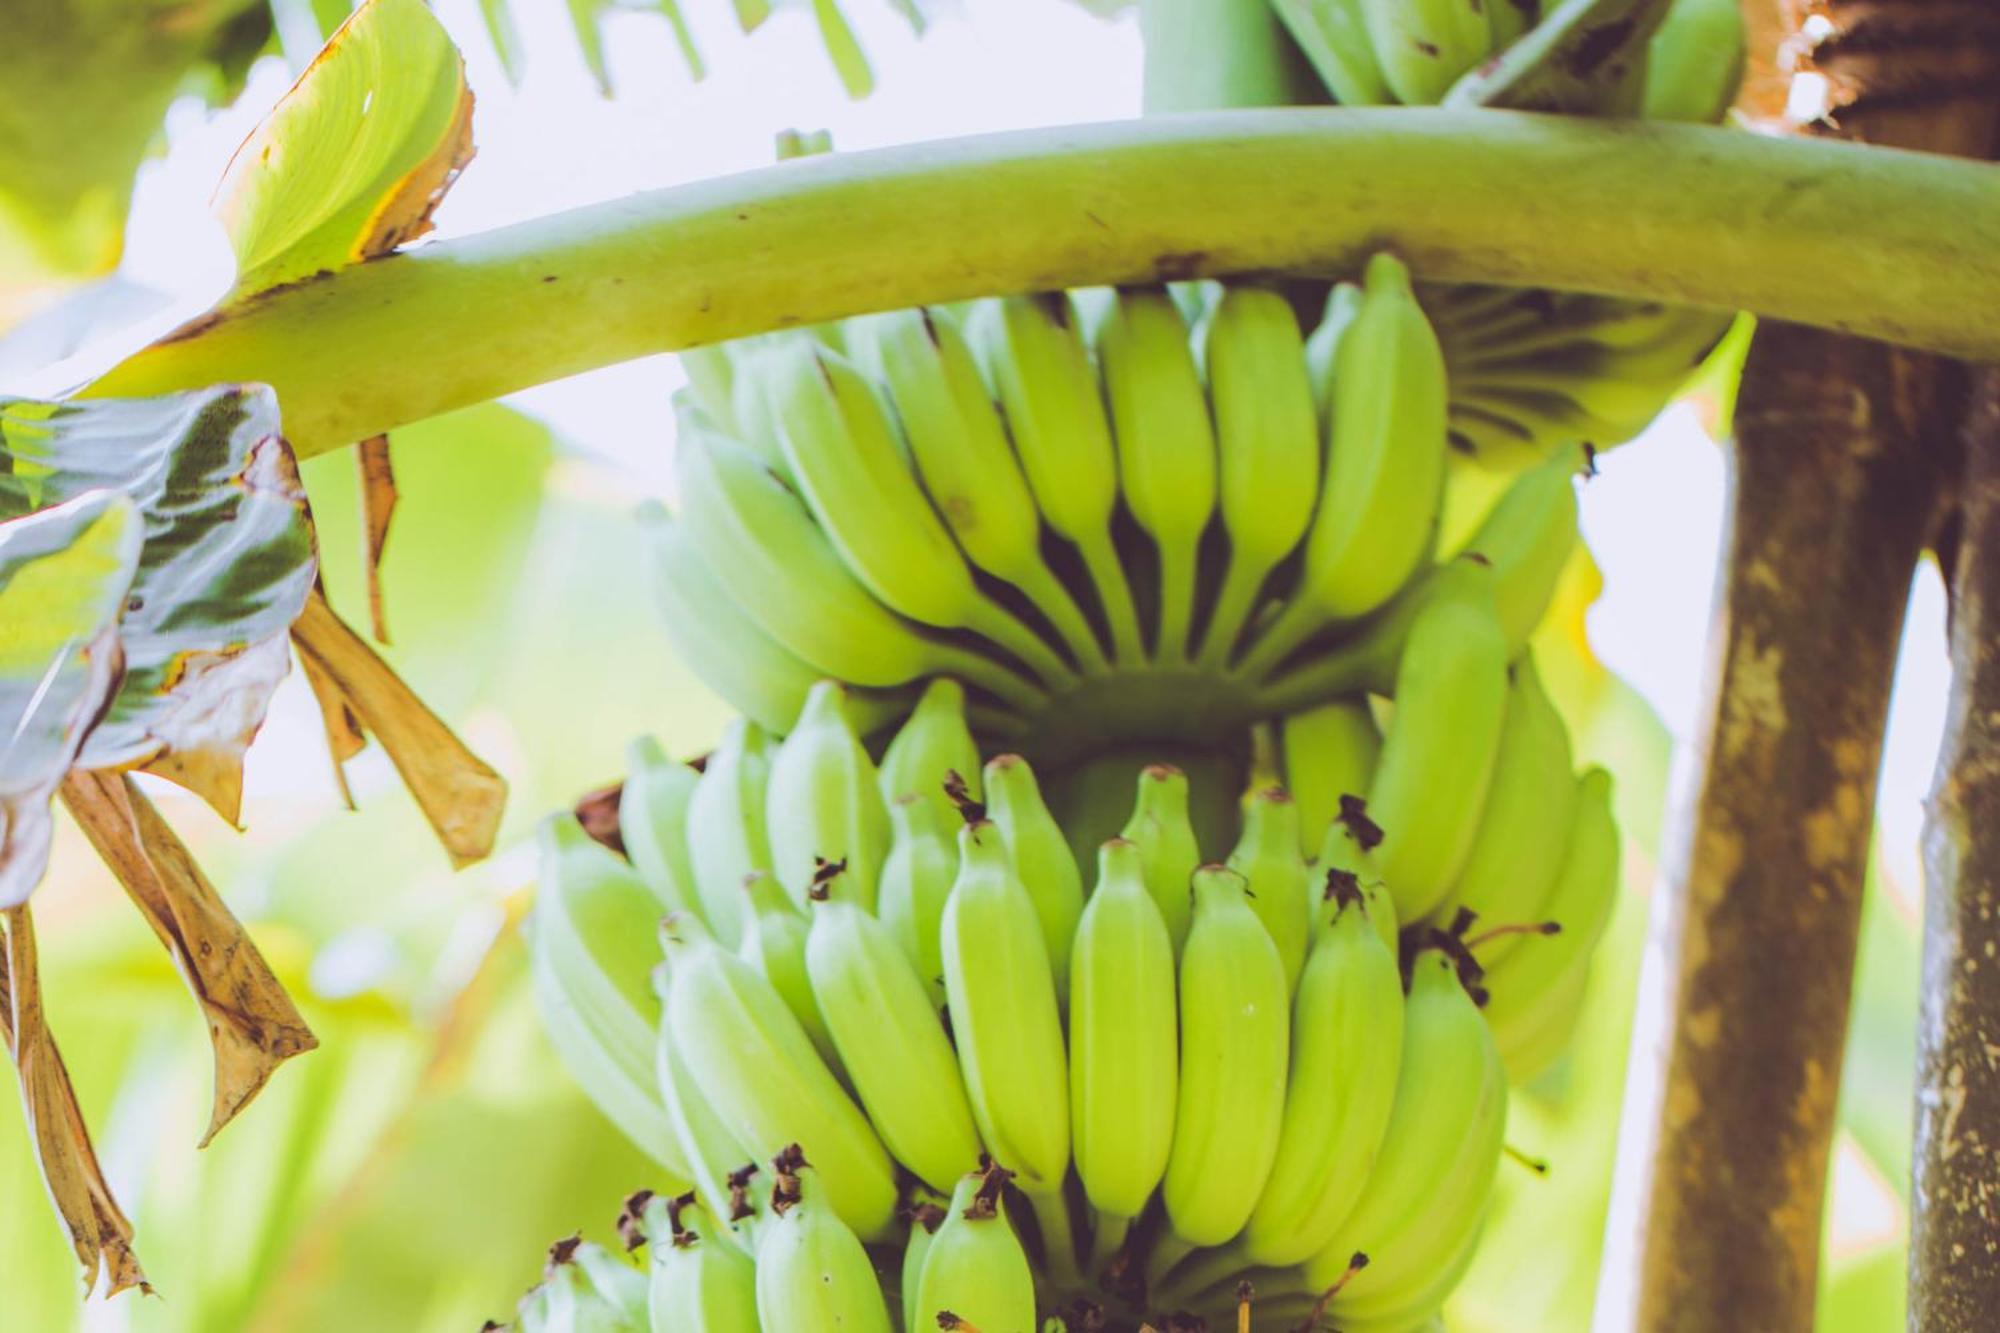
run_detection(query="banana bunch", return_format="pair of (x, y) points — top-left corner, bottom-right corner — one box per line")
(526, 655), (1620, 1328)
(655, 259), (1624, 757)
(1264, 0), (1743, 471)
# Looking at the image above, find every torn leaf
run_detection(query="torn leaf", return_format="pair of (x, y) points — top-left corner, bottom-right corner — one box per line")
(213, 0), (474, 300)
(59, 770), (318, 1147)
(0, 492), (143, 907)
(358, 434), (396, 643)
(0, 387), (318, 827)
(0, 905), (149, 1297)
(290, 590), (507, 867)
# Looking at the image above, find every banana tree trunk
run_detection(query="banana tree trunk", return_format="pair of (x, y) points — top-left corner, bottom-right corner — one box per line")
(1610, 3), (1998, 1328)
(1911, 367), (2000, 1326)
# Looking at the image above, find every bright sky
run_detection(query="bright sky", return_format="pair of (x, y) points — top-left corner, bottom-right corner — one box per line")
(11, 0), (1948, 1309)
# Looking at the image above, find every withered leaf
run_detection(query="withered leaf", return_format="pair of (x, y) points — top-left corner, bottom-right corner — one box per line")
(59, 769), (317, 1146)
(0, 905), (148, 1296)
(358, 434), (398, 644)
(290, 589), (506, 866)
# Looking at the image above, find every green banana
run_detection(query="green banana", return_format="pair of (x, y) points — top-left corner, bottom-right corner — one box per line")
(672, 425), (942, 692)
(1433, 653), (1577, 956)
(1451, 443), (1582, 657)
(1280, 700), (1382, 860)
(739, 869), (845, 1080)
(876, 792), (959, 1010)
(1303, 280), (1362, 421)
(1303, 941), (1500, 1299)
(1093, 286), (1217, 664)
(1160, 866), (1290, 1249)
(515, 1237), (648, 1333)
(1196, 284), (1321, 668)
(684, 717), (773, 949)
(911, 1164), (1039, 1333)
(531, 815), (688, 1181)
(1357, 0), (1492, 104)
(963, 293), (1146, 666)
(1120, 764), (1201, 952)
(1364, 569), (1511, 922)
(1642, 0), (1746, 124)
(620, 736), (704, 921)
(1272, 0), (1393, 106)
(1480, 766), (1620, 1074)
(764, 681), (891, 911)
(636, 502), (821, 736)
(1244, 253), (1448, 677)
(803, 865), (984, 1193)
(983, 754), (1085, 1011)
(642, 1192), (759, 1333)
(1224, 785), (1312, 991)
(751, 1149), (894, 1333)
(878, 676), (982, 834)
(764, 337), (1075, 689)
(1067, 839), (1178, 1272)
(848, 306), (1109, 673)
(661, 919), (898, 1241)
(1239, 879), (1403, 1267)
(677, 347), (737, 434)
(900, 1188), (949, 1326)
(939, 821), (1070, 1195)
(655, 964), (764, 1254)
(1487, 0), (1537, 50)
(721, 337), (796, 481)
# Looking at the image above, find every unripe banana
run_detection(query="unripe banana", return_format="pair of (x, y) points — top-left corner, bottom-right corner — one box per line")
(1281, 700), (1382, 860)
(620, 737), (704, 921)
(849, 306), (1110, 673)
(684, 717), (773, 949)
(1434, 653), (1577, 953)
(637, 501), (823, 736)
(764, 681), (891, 911)
(721, 338), (796, 482)
(1304, 943), (1500, 1296)
(1239, 880), (1403, 1267)
(662, 921), (898, 1241)
(677, 348), (737, 433)
(655, 965), (765, 1254)
(1480, 766), (1620, 1068)
(1316, 806), (1401, 959)
(901, 1188), (949, 1325)
(1121, 764), (1200, 952)
(1451, 443), (1582, 655)
(983, 754), (1085, 1011)
(940, 822), (1073, 1274)
(1197, 285), (1320, 668)
(912, 1165), (1039, 1333)
(879, 676), (981, 835)
(1642, 0), (1745, 124)
(1094, 287), (1218, 664)
(1487, 0), (1537, 50)
(963, 293), (1145, 665)
(1067, 839), (1177, 1267)
(1303, 280), (1362, 421)
(739, 870), (845, 1079)
(516, 1237), (648, 1333)
(752, 1150), (894, 1333)
(1272, 0), (1394, 106)
(642, 1192), (759, 1333)
(1161, 867), (1290, 1249)
(877, 793), (959, 1009)
(531, 815), (688, 1180)
(671, 426), (940, 692)
(803, 867), (984, 1193)
(1244, 254), (1448, 678)
(1365, 570), (1511, 921)
(1357, 0), (1492, 104)
(1225, 786), (1312, 991)
(765, 338), (1075, 690)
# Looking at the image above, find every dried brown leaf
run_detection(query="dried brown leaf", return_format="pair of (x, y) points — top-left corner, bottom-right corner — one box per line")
(290, 589), (506, 866)
(358, 434), (398, 644)
(0, 905), (148, 1296)
(59, 770), (317, 1146)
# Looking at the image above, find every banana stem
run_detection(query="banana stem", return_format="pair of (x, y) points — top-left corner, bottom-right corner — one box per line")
(1142, 1233), (1196, 1294)
(1084, 1210), (1131, 1281)
(1077, 535), (1149, 669)
(1014, 561), (1114, 675)
(1153, 546), (1199, 666)
(89, 111), (2000, 458)
(1193, 558), (1271, 672)
(964, 599), (1081, 691)
(1149, 1240), (1249, 1310)
(1025, 1186), (1084, 1292)
(935, 645), (1046, 717)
